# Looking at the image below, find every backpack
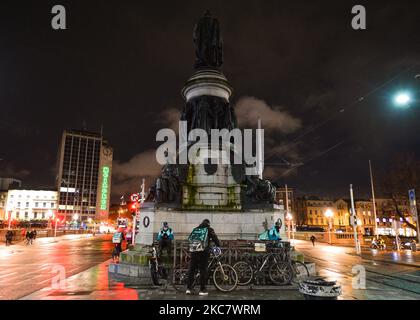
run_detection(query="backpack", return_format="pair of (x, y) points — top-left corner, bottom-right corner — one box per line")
(188, 227), (209, 252)
(112, 232), (122, 243)
(258, 230), (269, 241)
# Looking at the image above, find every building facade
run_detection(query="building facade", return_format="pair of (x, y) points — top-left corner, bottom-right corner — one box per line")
(296, 195), (417, 237)
(4, 189), (58, 220)
(0, 191), (7, 220)
(56, 130), (113, 222)
(375, 198), (417, 237)
(275, 187), (293, 212)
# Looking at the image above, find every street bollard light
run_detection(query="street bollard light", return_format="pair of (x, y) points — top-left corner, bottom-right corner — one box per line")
(325, 209), (334, 245)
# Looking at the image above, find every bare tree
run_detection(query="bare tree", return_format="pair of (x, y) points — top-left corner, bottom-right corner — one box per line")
(381, 153), (420, 231)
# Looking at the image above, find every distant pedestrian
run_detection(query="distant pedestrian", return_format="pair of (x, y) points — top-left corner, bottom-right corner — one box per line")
(5, 230), (13, 246)
(310, 235), (316, 247)
(112, 229), (125, 263)
(32, 230), (37, 241)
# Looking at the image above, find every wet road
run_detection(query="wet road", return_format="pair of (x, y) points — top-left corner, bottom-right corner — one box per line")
(0, 234), (113, 300)
(294, 240), (420, 299)
(3, 236), (420, 300)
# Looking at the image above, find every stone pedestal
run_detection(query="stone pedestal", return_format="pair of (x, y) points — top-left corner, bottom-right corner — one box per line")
(182, 143), (242, 211)
(135, 203), (287, 241)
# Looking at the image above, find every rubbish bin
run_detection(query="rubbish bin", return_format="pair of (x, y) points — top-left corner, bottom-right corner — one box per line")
(298, 278), (342, 300)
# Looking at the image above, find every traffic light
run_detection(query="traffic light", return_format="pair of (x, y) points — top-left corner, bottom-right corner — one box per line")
(128, 201), (140, 213)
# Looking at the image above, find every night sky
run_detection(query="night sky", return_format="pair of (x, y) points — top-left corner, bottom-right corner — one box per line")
(1, 0), (419, 201)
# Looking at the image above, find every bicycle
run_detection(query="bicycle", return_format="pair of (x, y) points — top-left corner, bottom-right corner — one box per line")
(149, 246), (170, 286)
(172, 247), (238, 292)
(233, 250), (293, 286)
(290, 260), (310, 284)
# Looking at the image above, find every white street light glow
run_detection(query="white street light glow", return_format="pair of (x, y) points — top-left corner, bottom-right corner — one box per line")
(324, 209), (334, 218)
(394, 92), (411, 106)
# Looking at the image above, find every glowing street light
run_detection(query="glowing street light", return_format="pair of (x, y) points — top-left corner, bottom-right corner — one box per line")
(394, 92), (411, 107)
(324, 209), (334, 245)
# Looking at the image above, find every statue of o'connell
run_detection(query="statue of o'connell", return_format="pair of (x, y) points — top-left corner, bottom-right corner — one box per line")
(193, 10), (223, 69)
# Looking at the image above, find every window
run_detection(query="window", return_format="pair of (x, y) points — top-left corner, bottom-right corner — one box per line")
(42, 212), (45, 219)
(34, 212), (38, 219)
(26, 202), (29, 208)
(43, 202), (46, 208)
(16, 212), (20, 219)
(35, 202), (38, 208)
(25, 212), (28, 219)
(51, 203), (54, 208)
(17, 202), (21, 207)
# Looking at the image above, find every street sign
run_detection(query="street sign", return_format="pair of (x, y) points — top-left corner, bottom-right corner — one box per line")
(408, 189), (420, 244)
(409, 189), (418, 221)
(130, 193), (140, 202)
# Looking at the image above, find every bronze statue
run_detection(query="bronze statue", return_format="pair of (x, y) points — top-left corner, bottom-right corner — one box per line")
(193, 10), (223, 69)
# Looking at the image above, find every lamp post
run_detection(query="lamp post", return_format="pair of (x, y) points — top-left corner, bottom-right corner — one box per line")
(286, 212), (293, 242)
(325, 209), (334, 245)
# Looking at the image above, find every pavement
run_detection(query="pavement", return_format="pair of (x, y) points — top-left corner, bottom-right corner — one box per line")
(293, 239), (420, 300)
(0, 233), (113, 300)
(2, 235), (420, 300)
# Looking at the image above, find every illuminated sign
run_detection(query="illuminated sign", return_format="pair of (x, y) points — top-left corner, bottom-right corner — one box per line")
(100, 166), (110, 210)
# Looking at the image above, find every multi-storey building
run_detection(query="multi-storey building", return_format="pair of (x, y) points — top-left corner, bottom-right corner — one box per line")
(275, 187), (294, 212)
(56, 130), (113, 222)
(0, 191), (7, 220)
(354, 200), (376, 236)
(4, 189), (58, 220)
(375, 198), (416, 237)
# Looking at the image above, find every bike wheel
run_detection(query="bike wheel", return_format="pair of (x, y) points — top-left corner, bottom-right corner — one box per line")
(213, 264), (238, 292)
(233, 261), (253, 286)
(171, 267), (189, 292)
(291, 261), (310, 284)
(269, 262), (293, 286)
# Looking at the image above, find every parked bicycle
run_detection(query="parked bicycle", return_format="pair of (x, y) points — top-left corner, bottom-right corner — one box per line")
(234, 240), (309, 286)
(149, 245), (169, 286)
(233, 250), (294, 286)
(172, 247), (238, 292)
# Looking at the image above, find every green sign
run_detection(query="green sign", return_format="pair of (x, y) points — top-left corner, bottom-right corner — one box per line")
(100, 166), (110, 210)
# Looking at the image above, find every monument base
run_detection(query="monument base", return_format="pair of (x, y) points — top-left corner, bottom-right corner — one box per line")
(135, 203), (287, 245)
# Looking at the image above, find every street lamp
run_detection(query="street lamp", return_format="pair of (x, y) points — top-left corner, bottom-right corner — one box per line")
(286, 212), (293, 242)
(325, 209), (334, 245)
(394, 92), (411, 107)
